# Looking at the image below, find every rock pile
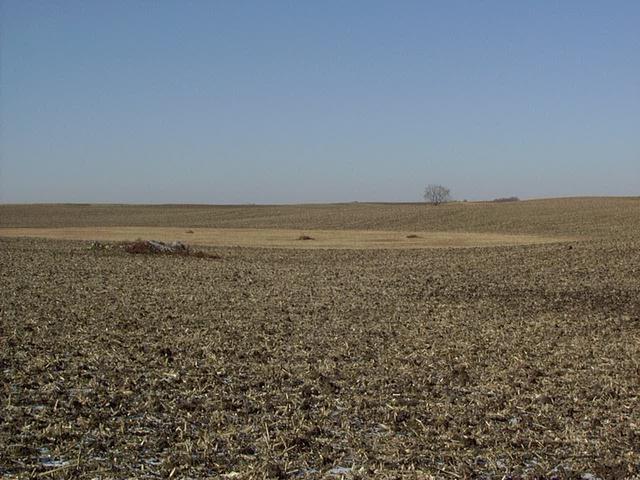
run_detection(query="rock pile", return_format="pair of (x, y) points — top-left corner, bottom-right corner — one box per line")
(123, 240), (191, 255)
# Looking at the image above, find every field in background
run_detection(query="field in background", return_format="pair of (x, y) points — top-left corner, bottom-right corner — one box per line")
(1, 196), (639, 238)
(1, 198), (639, 479)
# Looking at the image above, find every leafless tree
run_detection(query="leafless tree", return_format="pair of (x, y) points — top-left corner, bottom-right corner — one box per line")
(423, 184), (451, 206)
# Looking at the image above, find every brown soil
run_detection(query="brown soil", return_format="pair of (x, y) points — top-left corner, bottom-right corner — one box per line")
(1, 201), (639, 479)
(1, 197), (639, 238)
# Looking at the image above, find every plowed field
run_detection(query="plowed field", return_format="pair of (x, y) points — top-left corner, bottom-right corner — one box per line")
(1, 199), (639, 479)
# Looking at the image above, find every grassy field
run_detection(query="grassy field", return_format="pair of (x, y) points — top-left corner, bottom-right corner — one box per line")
(0, 226), (573, 249)
(1, 198), (639, 479)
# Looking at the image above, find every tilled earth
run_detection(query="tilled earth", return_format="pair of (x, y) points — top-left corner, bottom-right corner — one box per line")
(1, 237), (640, 479)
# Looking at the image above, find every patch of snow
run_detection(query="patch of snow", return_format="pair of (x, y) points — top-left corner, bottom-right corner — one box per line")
(328, 466), (352, 476)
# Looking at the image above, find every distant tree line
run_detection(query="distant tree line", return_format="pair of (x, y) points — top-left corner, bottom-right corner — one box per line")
(492, 196), (520, 203)
(423, 185), (520, 205)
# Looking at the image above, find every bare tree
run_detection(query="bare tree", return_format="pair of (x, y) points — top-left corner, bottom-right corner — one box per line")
(423, 184), (451, 206)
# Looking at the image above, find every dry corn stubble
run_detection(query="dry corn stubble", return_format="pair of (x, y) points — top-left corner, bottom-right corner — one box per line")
(1, 200), (640, 479)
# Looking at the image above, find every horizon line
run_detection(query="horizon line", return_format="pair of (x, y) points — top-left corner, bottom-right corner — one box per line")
(1, 195), (639, 208)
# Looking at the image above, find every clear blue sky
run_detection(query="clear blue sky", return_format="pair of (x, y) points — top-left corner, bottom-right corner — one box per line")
(1, 1), (638, 203)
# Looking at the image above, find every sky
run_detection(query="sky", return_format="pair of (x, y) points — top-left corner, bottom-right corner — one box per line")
(1, 1), (638, 204)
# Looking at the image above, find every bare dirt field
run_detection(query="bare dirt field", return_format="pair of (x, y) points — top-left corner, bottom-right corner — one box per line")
(1, 197), (638, 237)
(1, 198), (640, 479)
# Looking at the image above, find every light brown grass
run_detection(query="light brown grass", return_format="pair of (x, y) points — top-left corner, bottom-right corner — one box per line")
(0, 226), (574, 249)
